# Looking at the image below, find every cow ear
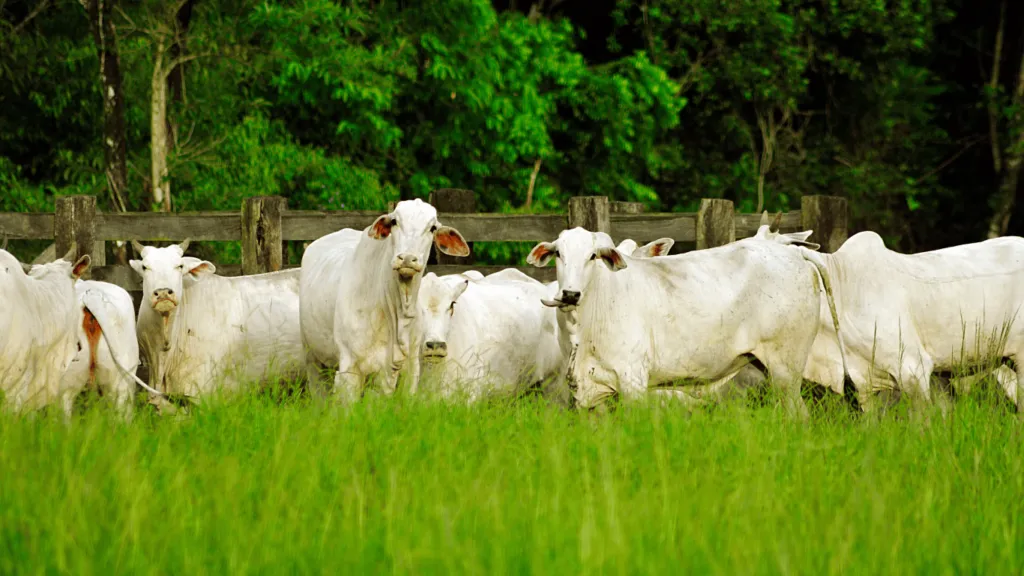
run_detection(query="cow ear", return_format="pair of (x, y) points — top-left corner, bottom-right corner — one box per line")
(129, 259), (144, 276)
(71, 255), (91, 279)
(527, 242), (556, 267)
(369, 214), (395, 240)
(635, 238), (674, 258)
(185, 258), (216, 280)
(595, 247), (627, 271)
(434, 226), (470, 257)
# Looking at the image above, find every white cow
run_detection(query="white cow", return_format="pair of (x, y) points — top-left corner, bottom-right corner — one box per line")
(418, 270), (561, 402)
(528, 227), (841, 417)
(130, 239), (304, 400)
(799, 231), (1024, 412)
(0, 247), (91, 415)
(538, 236), (677, 406)
(61, 279), (141, 418)
(299, 199), (470, 403)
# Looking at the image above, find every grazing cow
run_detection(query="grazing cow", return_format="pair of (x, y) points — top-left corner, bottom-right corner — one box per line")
(0, 248), (91, 415)
(798, 231), (1024, 412)
(61, 280), (141, 418)
(528, 227), (841, 417)
(130, 240), (304, 399)
(418, 270), (561, 402)
(299, 199), (470, 403)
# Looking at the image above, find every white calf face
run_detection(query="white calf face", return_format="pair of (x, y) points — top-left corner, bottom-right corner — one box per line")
(368, 199), (470, 280)
(130, 242), (215, 314)
(418, 273), (470, 358)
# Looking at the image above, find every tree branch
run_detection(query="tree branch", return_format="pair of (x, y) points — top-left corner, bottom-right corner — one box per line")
(11, 0), (50, 35)
(988, 0), (1006, 174)
(525, 158), (542, 209)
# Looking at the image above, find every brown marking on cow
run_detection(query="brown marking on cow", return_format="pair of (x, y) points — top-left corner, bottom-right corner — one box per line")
(82, 307), (102, 391)
(528, 242), (555, 265)
(370, 214), (395, 239)
(434, 227), (470, 257)
(648, 242), (670, 257)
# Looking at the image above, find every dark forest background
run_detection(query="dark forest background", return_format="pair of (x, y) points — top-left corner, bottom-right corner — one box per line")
(2, 0), (1023, 264)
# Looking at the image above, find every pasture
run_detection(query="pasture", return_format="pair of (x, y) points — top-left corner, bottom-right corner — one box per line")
(1, 382), (1021, 574)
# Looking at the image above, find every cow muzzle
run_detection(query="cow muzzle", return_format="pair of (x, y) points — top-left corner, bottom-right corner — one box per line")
(151, 288), (178, 314)
(392, 253), (424, 280)
(423, 340), (448, 359)
(542, 289), (581, 308)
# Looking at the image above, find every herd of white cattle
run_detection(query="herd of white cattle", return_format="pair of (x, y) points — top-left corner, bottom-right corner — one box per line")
(2, 198), (1022, 420)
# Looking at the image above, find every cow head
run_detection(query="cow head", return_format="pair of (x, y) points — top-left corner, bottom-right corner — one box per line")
(754, 211), (820, 250)
(418, 272), (471, 360)
(528, 229), (672, 308)
(367, 199), (470, 282)
(130, 239), (216, 315)
(26, 247), (91, 281)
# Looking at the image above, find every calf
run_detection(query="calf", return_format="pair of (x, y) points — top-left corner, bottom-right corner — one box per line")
(418, 271), (561, 402)
(131, 240), (304, 399)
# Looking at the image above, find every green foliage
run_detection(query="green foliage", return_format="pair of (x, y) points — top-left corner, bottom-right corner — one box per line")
(0, 0), (1013, 256)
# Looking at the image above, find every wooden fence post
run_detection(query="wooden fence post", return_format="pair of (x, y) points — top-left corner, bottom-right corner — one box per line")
(568, 196), (611, 233)
(241, 196), (286, 274)
(55, 195), (101, 276)
(430, 188), (476, 265)
(610, 201), (645, 214)
(696, 198), (735, 249)
(801, 195), (848, 253)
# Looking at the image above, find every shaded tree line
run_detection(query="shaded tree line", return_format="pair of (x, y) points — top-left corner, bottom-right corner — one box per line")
(1, 0), (1022, 262)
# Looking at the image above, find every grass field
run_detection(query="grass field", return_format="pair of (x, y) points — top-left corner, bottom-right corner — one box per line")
(0, 387), (1022, 575)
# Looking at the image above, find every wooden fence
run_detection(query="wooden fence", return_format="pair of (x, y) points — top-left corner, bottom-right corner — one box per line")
(0, 190), (848, 294)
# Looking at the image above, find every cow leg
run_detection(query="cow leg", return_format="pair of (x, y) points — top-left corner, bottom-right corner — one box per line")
(332, 349), (365, 405)
(897, 355), (937, 418)
(770, 363), (809, 421)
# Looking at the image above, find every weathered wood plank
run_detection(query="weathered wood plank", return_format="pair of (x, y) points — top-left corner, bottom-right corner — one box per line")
(697, 199), (735, 249)
(568, 196), (611, 233)
(0, 213), (53, 240)
(801, 196), (848, 253)
(55, 195), (99, 277)
(282, 212), (567, 242)
(611, 213), (696, 243)
(95, 212), (242, 241)
(241, 196), (286, 274)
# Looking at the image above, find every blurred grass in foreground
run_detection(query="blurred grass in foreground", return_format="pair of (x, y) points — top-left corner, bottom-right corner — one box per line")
(0, 386), (1021, 575)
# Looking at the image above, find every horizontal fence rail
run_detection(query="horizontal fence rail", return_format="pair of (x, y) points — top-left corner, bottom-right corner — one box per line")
(0, 191), (848, 299)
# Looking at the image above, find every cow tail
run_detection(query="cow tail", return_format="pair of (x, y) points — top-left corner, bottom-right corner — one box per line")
(800, 250), (850, 392)
(82, 288), (167, 399)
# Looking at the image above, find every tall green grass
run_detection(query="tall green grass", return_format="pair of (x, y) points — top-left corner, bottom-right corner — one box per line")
(0, 390), (1021, 575)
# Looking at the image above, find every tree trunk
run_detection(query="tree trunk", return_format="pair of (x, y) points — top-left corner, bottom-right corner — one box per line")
(987, 45), (1024, 239)
(151, 39), (171, 212)
(81, 0), (129, 214)
(166, 0), (195, 151)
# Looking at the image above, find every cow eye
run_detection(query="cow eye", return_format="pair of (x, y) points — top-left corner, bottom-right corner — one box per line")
(176, 264), (184, 270)
(391, 218), (398, 227)
(448, 302), (456, 314)
(590, 253), (597, 260)
(142, 265), (150, 272)
(430, 224), (438, 233)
